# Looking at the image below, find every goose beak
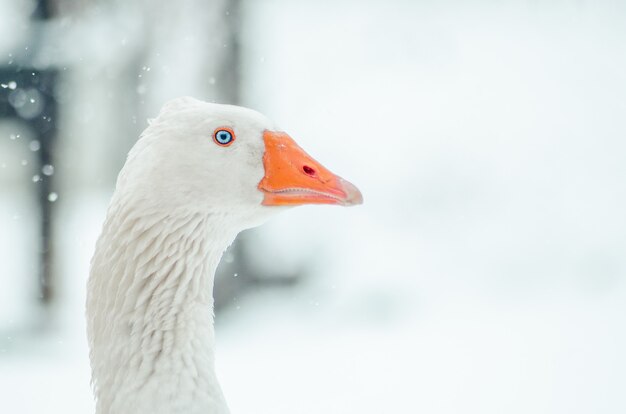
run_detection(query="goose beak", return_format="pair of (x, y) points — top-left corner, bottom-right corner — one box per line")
(258, 130), (363, 207)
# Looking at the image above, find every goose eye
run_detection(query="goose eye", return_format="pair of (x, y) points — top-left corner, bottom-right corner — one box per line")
(213, 128), (235, 146)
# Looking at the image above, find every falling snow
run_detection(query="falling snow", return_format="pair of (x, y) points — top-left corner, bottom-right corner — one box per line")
(29, 140), (41, 151)
(42, 164), (54, 176)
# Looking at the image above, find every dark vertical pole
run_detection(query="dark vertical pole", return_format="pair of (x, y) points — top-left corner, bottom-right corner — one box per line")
(32, 0), (57, 304)
(35, 74), (57, 303)
(220, 0), (241, 105)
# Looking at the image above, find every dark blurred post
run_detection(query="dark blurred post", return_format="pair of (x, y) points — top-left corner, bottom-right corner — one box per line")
(219, 0), (241, 105)
(31, 0), (57, 304)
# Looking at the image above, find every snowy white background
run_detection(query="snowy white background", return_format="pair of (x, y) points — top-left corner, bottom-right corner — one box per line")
(2, 0), (626, 413)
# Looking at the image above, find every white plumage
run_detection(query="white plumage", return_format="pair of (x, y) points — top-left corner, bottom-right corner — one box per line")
(87, 97), (361, 414)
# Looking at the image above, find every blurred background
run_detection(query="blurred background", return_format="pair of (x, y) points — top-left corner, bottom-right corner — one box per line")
(1, 0), (626, 413)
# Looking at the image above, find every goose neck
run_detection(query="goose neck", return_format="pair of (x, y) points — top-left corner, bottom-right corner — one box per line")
(87, 207), (235, 414)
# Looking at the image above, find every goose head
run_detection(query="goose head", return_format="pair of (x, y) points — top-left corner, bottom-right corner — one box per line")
(117, 96), (362, 230)
(88, 97), (362, 414)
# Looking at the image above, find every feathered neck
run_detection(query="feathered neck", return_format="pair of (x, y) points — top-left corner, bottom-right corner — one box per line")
(87, 198), (236, 414)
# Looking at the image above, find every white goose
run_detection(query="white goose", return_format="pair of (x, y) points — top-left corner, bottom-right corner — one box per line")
(86, 97), (362, 414)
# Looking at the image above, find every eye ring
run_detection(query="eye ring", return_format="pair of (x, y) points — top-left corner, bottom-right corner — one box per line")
(213, 127), (235, 147)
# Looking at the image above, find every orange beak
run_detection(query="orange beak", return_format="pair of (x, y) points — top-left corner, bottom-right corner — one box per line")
(258, 131), (363, 207)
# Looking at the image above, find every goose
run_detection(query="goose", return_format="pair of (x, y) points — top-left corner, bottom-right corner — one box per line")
(86, 96), (362, 414)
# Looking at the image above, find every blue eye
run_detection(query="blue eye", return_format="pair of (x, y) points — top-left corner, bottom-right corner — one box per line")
(213, 128), (235, 146)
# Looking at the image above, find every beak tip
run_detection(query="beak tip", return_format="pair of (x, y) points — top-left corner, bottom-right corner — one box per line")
(339, 178), (363, 206)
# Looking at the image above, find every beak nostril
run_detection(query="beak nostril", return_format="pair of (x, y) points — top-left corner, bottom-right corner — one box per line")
(302, 165), (316, 176)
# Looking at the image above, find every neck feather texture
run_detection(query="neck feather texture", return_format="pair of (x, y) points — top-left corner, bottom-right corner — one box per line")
(87, 200), (236, 414)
